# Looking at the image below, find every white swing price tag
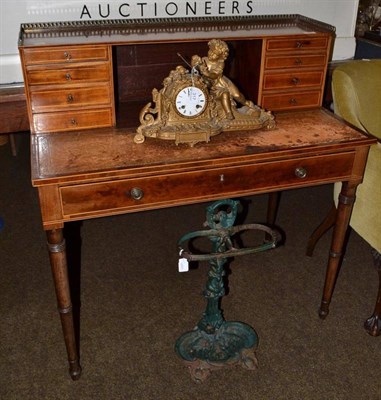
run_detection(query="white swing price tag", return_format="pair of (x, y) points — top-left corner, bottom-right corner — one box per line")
(178, 249), (189, 272)
(178, 258), (189, 272)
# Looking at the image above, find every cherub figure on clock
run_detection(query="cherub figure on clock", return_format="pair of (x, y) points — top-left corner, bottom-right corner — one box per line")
(134, 39), (275, 146)
(191, 39), (260, 121)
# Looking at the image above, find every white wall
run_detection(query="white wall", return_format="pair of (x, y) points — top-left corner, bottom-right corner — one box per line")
(0, 0), (359, 84)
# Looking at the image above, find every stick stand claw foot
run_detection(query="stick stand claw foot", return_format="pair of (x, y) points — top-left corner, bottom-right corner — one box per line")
(177, 320), (259, 383)
(175, 199), (280, 382)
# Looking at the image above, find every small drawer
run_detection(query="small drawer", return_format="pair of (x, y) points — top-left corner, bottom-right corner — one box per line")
(60, 152), (355, 218)
(264, 54), (327, 70)
(266, 37), (329, 52)
(263, 71), (324, 90)
(23, 46), (109, 65)
(27, 63), (110, 85)
(261, 91), (321, 111)
(32, 108), (113, 133)
(31, 85), (112, 112)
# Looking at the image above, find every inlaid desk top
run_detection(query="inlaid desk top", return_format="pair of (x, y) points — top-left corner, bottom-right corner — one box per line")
(31, 108), (375, 231)
(31, 108), (371, 184)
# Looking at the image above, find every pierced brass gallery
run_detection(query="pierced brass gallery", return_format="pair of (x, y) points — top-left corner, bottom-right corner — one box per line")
(80, 1), (256, 19)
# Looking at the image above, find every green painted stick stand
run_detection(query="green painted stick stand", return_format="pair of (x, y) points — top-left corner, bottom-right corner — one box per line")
(175, 199), (280, 382)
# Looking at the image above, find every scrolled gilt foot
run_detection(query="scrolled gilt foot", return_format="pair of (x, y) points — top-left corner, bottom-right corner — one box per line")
(134, 132), (145, 144)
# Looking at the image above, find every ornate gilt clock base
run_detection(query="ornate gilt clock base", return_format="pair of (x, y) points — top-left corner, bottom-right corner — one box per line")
(134, 118), (222, 147)
(134, 105), (275, 147)
(175, 321), (258, 383)
(220, 105), (275, 132)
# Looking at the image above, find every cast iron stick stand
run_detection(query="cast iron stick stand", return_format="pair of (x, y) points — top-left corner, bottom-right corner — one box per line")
(175, 199), (280, 382)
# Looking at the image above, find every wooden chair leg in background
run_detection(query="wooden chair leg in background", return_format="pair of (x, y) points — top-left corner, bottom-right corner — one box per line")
(364, 249), (381, 336)
(9, 134), (17, 156)
(265, 192), (281, 242)
(306, 204), (337, 257)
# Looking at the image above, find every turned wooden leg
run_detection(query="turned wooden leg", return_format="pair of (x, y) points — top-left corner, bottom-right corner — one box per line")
(319, 183), (356, 319)
(47, 228), (82, 380)
(364, 249), (381, 336)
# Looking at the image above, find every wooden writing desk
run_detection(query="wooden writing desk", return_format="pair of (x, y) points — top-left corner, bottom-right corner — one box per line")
(19, 16), (376, 379)
(31, 108), (375, 379)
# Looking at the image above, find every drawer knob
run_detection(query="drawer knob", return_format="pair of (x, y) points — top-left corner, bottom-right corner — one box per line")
(65, 73), (72, 81)
(291, 77), (300, 85)
(67, 94), (74, 103)
(295, 58), (302, 65)
(289, 98), (298, 105)
(295, 167), (307, 179)
(295, 41), (310, 49)
(63, 51), (72, 60)
(130, 187), (144, 200)
(70, 119), (77, 126)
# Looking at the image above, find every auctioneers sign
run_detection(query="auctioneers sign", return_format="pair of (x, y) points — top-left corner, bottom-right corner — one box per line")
(0, 0), (360, 84)
(78, 1), (256, 19)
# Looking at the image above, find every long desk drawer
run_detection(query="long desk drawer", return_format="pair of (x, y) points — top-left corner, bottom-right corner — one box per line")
(60, 152), (355, 218)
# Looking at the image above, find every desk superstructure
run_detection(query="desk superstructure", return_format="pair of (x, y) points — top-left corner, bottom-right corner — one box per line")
(19, 15), (335, 134)
(18, 16), (376, 380)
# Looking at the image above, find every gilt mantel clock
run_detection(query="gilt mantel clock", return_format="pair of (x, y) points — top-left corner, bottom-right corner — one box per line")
(134, 39), (275, 146)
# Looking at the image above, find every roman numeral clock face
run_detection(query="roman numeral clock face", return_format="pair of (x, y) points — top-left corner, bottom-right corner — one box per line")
(175, 86), (207, 118)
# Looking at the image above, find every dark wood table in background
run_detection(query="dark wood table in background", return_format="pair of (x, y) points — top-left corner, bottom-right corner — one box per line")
(30, 108), (375, 379)
(0, 86), (29, 155)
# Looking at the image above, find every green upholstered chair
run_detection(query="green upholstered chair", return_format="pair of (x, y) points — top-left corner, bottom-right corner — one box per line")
(307, 59), (381, 336)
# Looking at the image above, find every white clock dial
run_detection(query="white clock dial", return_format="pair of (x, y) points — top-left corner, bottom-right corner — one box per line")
(175, 86), (207, 117)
